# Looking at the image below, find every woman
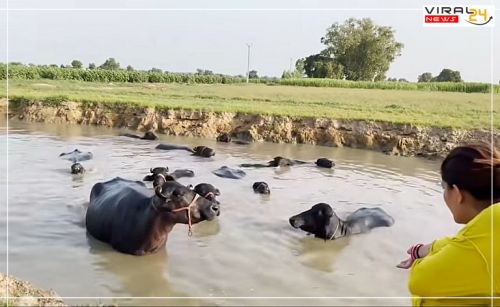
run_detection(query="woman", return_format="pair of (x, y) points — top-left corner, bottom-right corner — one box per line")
(397, 142), (499, 306)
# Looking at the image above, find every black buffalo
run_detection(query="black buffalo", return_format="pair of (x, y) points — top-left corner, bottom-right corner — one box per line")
(156, 144), (215, 158)
(120, 131), (158, 140)
(253, 182), (270, 194)
(289, 203), (394, 240)
(86, 177), (220, 255)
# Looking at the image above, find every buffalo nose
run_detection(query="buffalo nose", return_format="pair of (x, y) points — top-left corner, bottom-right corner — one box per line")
(211, 202), (220, 215)
(289, 216), (301, 228)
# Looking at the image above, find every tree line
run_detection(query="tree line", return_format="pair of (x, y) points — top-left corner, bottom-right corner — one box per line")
(12, 58), (264, 80)
(2, 59), (273, 84)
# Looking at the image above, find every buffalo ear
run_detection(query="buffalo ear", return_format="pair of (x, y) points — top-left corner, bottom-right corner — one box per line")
(143, 175), (154, 181)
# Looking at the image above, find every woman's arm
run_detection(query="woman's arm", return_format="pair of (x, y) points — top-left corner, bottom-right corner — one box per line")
(397, 236), (454, 269)
(408, 240), (486, 297)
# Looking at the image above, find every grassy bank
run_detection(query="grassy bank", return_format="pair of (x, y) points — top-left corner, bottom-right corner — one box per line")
(2, 79), (498, 129)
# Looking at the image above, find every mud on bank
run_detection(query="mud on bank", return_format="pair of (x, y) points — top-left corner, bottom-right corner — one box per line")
(4, 98), (497, 159)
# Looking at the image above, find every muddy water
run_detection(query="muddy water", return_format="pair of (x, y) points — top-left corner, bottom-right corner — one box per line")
(0, 119), (461, 306)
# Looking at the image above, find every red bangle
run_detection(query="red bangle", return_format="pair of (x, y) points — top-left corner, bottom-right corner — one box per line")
(415, 244), (423, 258)
(411, 244), (423, 260)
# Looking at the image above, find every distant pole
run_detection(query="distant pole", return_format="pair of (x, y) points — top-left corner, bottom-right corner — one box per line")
(289, 57), (293, 72)
(246, 43), (252, 83)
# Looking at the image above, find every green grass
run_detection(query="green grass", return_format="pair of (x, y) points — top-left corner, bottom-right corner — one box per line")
(280, 78), (500, 93)
(1, 79), (499, 129)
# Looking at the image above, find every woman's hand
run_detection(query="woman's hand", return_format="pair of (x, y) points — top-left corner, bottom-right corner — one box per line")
(396, 257), (415, 269)
(396, 243), (431, 269)
(397, 246), (417, 269)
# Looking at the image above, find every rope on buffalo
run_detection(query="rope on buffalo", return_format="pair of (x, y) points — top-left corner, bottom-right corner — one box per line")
(171, 193), (200, 237)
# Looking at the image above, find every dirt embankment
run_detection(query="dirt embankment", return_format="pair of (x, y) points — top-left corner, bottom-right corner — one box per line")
(5, 99), (497, 159)
(0, 273), (65, 306)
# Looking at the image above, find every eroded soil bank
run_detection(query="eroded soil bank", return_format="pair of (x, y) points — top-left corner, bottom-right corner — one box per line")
(4, 99), (497, 159)
(0, 273), (65, 306)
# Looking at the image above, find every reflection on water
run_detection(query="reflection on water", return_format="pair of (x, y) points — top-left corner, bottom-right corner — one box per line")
(0, 119), (461, 306)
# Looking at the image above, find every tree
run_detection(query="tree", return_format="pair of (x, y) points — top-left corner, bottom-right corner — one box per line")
(126, 65), (134, 71)
(418, 72), (433, 82)
(320, 18), (403, 81)
(196, 69), (213, 75)
(150, 68), (162, 73)
(432, 69), (462, 82)
(295, 58), (305, 77)
(281, 71), (291, 79)
(281, 59), (306, 79)
(281, 70), (302, 79)
(302, 54), (343, 79)
(248, 70), (258, 79)
(99, 58), (120, 70)
(88, 63), (96, 69)
(398, 78), (409, 82)
(71, 60), (83, 69)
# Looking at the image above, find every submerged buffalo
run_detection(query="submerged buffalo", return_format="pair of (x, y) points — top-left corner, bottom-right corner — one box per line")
(289, 203), (394, 240)
(240, 156), (301, 168)
(156, 144), (215, 158)
(315, 158), (335, 169)
(241, 156), (334, 169)
(60, 149), (92, 175)
(144, 167), (221, 203)
(71, 162), (85, 174)
(192, 183), (221, 203)
(59, 149), (93, 163)
(86, 177), (220, 255)
(216, 133), (250, 145)
(143, 167), (195, 183)
(120, 131), (158, 140)
(212, 166), (246, 179)
(253, 182), (270, 194)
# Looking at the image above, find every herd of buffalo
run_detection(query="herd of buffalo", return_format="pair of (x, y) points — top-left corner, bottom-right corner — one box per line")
(59, 131), (395, 256)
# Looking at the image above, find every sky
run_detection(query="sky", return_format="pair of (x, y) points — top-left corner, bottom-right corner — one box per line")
(0, 0), (498, 82)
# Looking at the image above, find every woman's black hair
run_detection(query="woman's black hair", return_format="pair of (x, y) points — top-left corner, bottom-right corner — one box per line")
(441, 142), (499, 202)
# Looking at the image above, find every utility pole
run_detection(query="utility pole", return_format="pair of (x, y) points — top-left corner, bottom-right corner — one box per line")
(289, 57), (293, 72)
(246, 43), (252, 83)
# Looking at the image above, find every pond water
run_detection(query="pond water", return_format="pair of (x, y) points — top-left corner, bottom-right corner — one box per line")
(0, 118), (460, 306)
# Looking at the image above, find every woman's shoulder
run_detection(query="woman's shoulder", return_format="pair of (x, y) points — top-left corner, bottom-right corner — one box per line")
(458, 203), (500, 237)
(430, 204), (499, 254)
